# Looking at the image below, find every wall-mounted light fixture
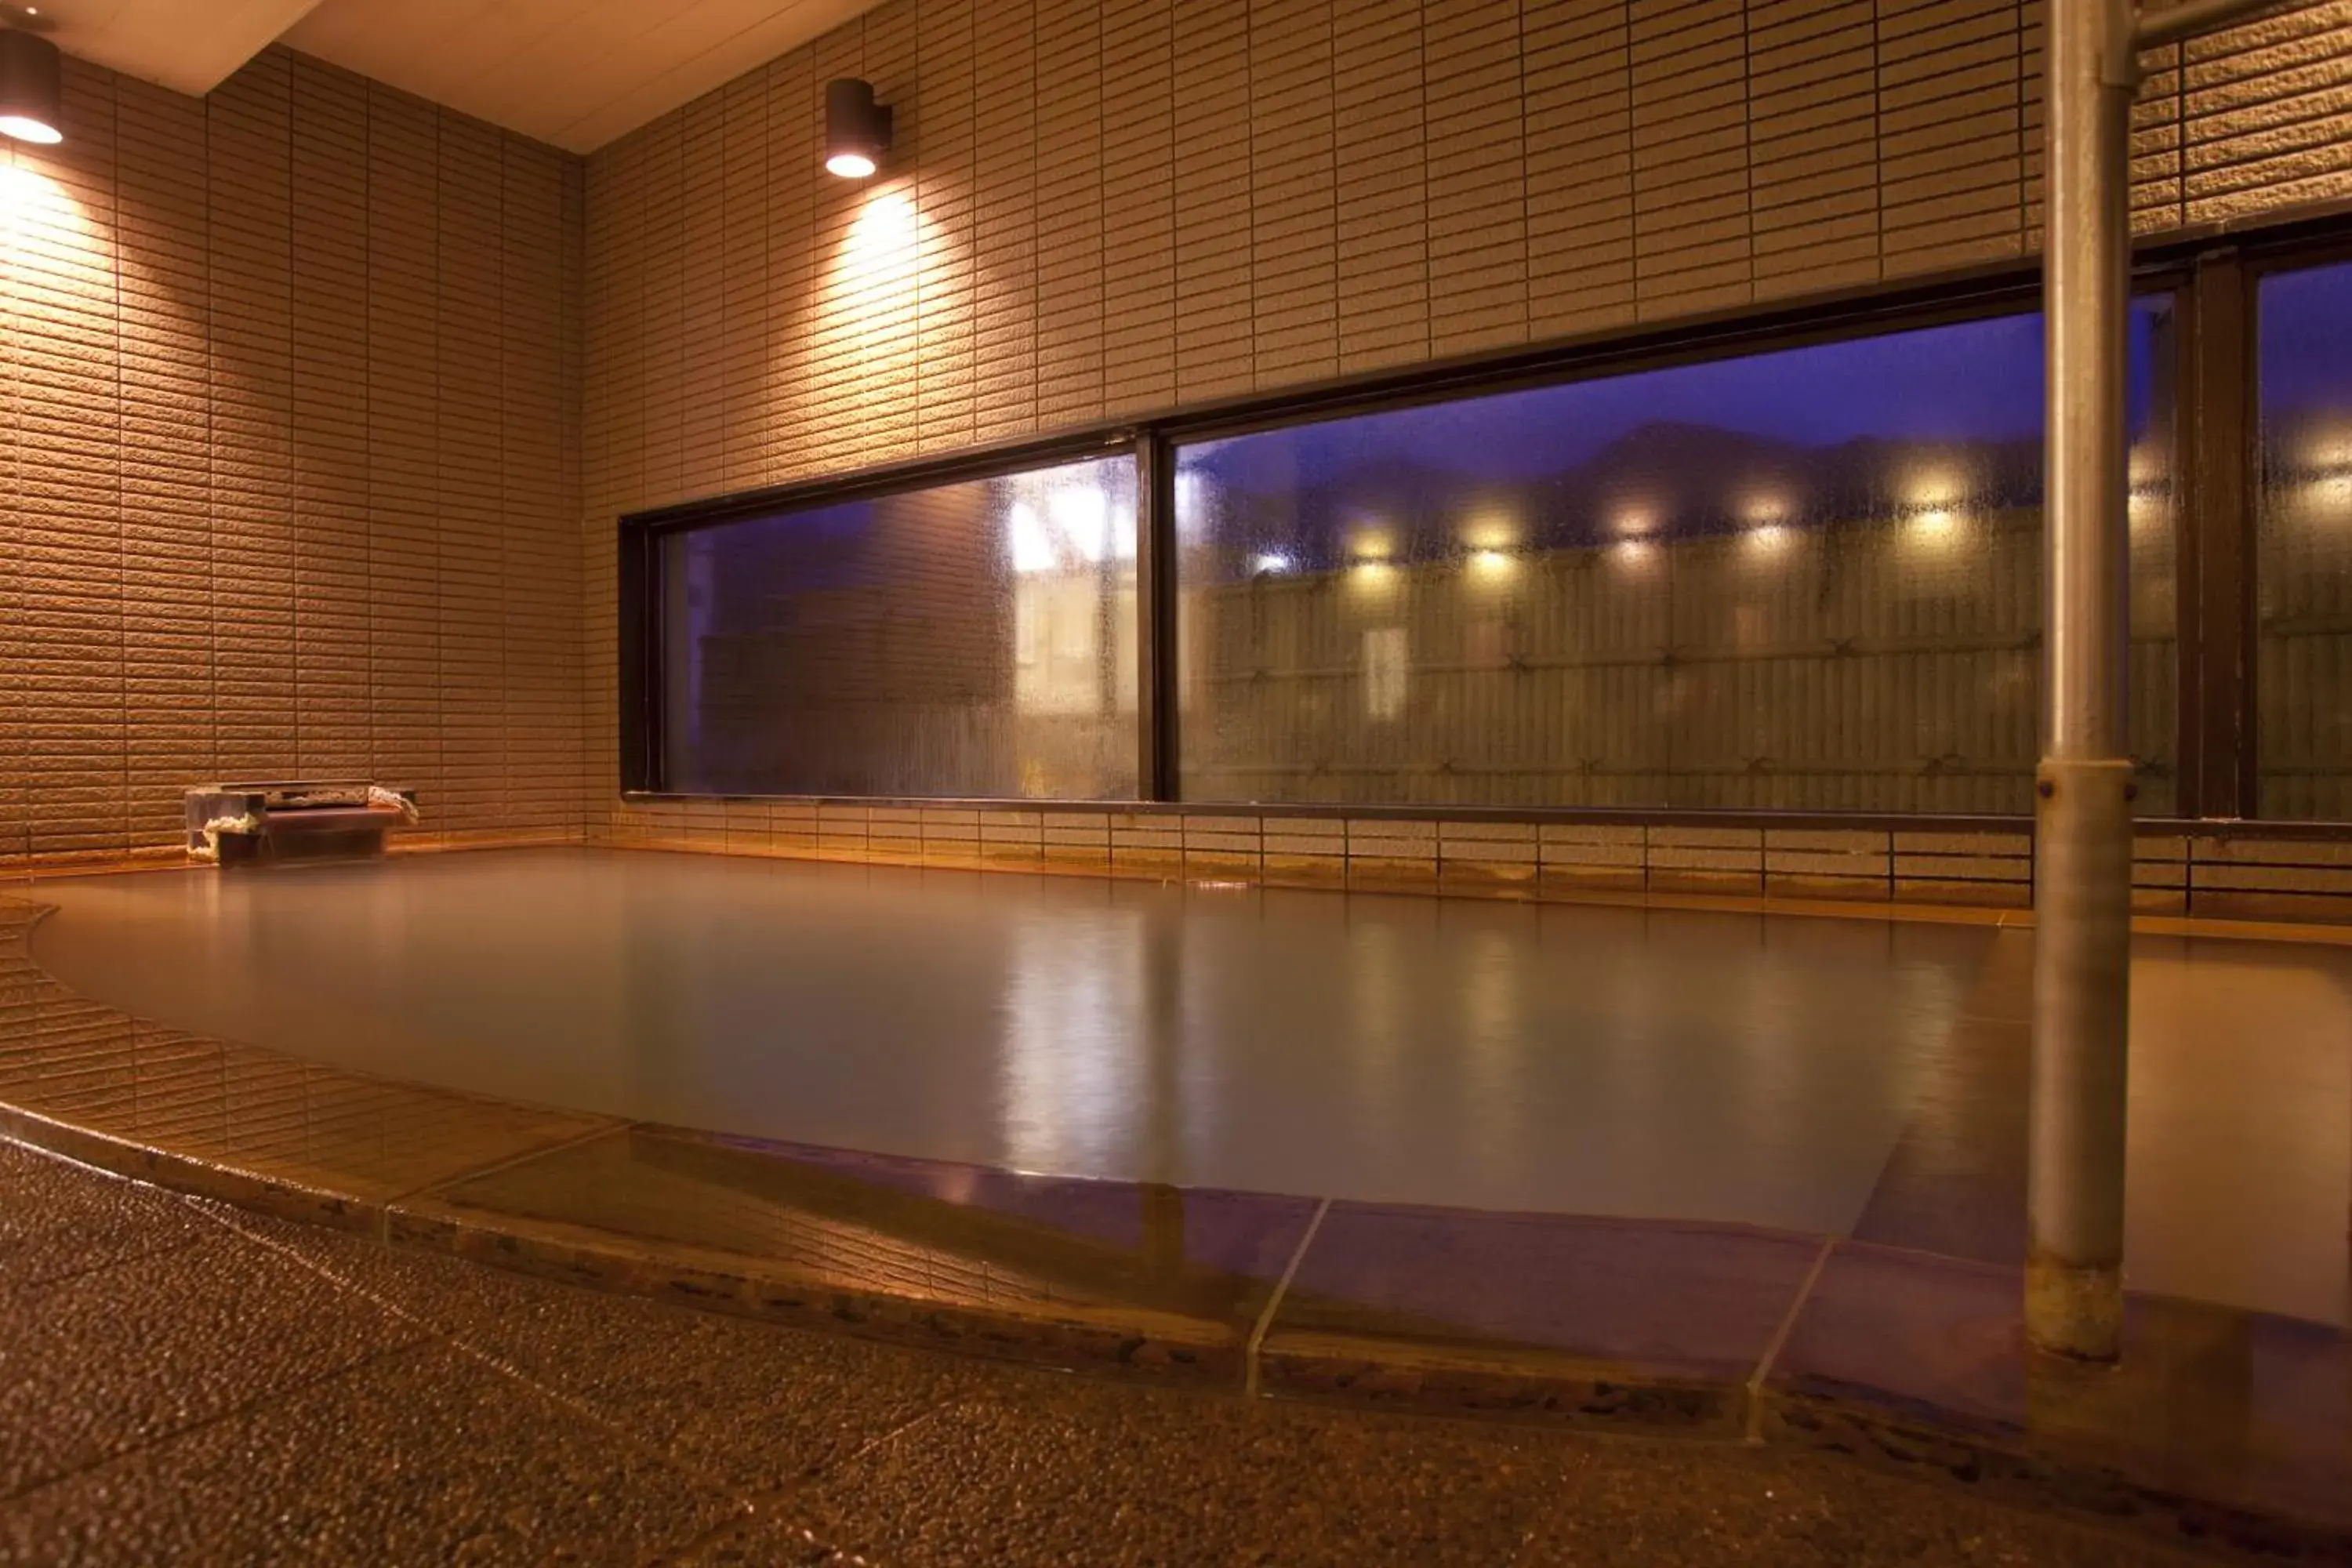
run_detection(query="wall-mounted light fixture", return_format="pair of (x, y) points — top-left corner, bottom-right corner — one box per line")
(826, 78), (891, 179)
(0, 28), (62, 145)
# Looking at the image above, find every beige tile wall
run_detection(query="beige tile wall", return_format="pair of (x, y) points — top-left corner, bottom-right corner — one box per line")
(6, 4), (2352, 874)
(0, 48), (584, 870)
(581, 0), (2352, 844)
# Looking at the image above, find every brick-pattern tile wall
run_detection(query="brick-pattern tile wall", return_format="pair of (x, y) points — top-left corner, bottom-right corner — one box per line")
(0, 49), (585, 869)
(581, 0), (2352, 842)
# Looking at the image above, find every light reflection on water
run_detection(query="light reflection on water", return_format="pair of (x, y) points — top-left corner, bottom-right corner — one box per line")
(1001, 902), (1147, 1177)
(28, 850), (1997, 1233)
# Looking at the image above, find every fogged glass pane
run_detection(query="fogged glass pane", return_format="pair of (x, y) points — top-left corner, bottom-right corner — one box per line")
(2256, 259), (2352, 821)
(1174, 306), (2178, 815)
(662, 456), (1138, 799)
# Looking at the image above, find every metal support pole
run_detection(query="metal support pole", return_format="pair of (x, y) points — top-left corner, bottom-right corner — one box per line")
(2031, 0), (2141, 1363)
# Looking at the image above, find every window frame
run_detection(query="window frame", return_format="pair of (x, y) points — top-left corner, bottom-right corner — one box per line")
(620, 203), (2352, 829)
(2227, 231), (2352, 820)
(620, 429), (1148, 795)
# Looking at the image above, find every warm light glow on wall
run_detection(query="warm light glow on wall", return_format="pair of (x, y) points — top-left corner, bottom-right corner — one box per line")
(1744, 522), (1789, 554)
(1611, 507), (1653, 538)
(1909, 506), (1958, 543)
(1468, 546), (1515, 578)
(0, 159), (92, 309)
(0, 159), (73, 222)
(1461, 507), (1519, 551)
(1348, 529), (1395, 587)
(843, 188), (919, 274)
(1907, 470), (1960, 508)
(1251, 552), (1293, 575)
(821, 187), (939, 430)
(2307, 431), (2352, 471)
(1610, 539), (1655, 567)
(1900, 472), (1964, 544)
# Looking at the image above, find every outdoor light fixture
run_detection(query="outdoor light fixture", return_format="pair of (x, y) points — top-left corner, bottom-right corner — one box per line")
(0, 28), (62, 145)
(825, 78), (890, 178)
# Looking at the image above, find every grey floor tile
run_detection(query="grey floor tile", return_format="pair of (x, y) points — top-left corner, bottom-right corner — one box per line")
(782, 1379), (1591, 1567)
(0, 1226), (421, 1497)
(201, 1204), (991, 1493)
(0, 1344), (743, 1567)
(0, 1156), (2257, 1568)
(0, 1141), (209, 1290)
(1524, 1439), (2212, 1567)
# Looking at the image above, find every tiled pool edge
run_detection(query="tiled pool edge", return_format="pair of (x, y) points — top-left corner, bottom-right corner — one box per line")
(16, 828), (2352, 948)
(599, 799), (2352, 928)
(590, 824), (2352, 947)
(2, 895), (2345, 1564)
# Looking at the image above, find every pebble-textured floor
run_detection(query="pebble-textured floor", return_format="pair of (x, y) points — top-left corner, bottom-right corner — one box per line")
(0, 1139), (2220, 1567)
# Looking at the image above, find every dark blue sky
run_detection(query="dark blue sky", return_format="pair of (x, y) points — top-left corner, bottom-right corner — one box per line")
(2260, 258), (2352, 419)
(1187, 302), (2181, 495)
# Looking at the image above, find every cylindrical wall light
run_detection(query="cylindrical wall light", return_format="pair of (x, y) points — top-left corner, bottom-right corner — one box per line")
(0, 29), (61, 145)
(825, 78), (890, 179)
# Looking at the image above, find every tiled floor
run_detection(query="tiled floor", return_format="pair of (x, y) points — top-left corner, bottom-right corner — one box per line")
(25, 849), (2352, 1321)
(0, 1139), (2223, 1567)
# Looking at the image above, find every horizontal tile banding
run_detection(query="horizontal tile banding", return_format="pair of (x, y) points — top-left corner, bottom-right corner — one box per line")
(594, 797), (2352, 931)
(2, 49), (585, 871)
(583, 0), (2352, 855)
(10, 5), (2352, 874)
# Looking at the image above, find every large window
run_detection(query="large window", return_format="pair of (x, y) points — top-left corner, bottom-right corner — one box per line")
(659, 455), (1138, 799)
(2257, 257), (2352, 821)
(636, 237), (2352, 823)
(1171, 306), (2179, 815)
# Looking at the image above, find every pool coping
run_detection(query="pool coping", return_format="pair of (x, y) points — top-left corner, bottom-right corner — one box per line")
(1, 890), (2345, 1563)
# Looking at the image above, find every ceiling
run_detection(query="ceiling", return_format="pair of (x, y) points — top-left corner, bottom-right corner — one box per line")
(5, 1), (325, 99)
(283, 0), (879, 152)
(16, 0), (881, 154)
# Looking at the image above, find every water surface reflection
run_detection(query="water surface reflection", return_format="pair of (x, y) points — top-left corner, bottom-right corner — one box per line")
(27, 851), (1994, 1233)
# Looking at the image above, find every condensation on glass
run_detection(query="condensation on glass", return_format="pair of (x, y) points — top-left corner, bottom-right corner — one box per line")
(1173, 306), (2180, 815)
(2256, 259), (2352, 822)
(661, 455), (1138, 799)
